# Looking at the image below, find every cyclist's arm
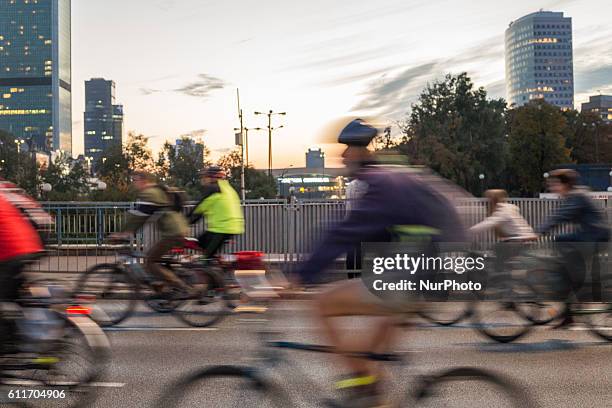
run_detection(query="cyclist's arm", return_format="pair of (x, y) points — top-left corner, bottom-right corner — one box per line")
(123, 190), (165, 233)
(188, 184), (220, 224)
(536, 195), (581, 234)
(296, 184), (389, 284)
(469, 211), (505, 236)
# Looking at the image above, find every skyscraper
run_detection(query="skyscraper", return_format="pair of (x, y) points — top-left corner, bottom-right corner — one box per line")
(0, 0), (72, 154)
(505, 11), (574, 109)
(84, 78), (123, 165)
(305, 147), (324, 169)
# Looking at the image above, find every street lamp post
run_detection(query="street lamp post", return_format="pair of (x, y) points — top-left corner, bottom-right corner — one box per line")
(14, 138), (25, 154)
(478, 173), (485, 196)
(233, 127), (263, 169)
(254, 110), (286, 177)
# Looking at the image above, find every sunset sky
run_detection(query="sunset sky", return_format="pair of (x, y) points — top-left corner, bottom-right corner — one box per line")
(71, 0), (612, 168)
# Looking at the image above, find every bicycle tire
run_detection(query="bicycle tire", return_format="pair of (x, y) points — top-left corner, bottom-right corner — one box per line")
(174, 269), (232, 327)
(154, 365), (289, 408)
(418, 304), (473, 326)
(585, 306), (612, 342)
(413, 367), (537, 408)
(1, 312), (111, 408)
(472, 301), (533, 343)
(73, 263), (139, 327)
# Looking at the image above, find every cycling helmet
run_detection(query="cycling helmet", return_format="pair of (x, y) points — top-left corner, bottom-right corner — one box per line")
(337, 119), (377, 146)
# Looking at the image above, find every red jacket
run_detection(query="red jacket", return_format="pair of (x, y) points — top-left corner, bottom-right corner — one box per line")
(0, 193), (43, 262)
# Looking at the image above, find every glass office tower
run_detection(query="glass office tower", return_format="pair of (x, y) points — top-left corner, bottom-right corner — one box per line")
(0, 0), (72, 154)
(84, 78), (123, 165)
(505, 11), (574, 109)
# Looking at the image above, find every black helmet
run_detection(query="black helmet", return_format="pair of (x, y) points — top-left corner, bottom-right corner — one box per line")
(337, 119), (377, 146)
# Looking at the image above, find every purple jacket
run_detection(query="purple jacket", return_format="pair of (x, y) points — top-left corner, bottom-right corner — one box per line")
(297, 167), (467, 283)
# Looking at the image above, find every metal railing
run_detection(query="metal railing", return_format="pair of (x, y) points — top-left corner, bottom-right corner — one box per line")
(32, 198), (611, 273)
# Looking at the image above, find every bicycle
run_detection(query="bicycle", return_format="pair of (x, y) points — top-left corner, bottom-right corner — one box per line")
(1, 262), (110, 408)
(473, 245), (612, 343)
(154, 287), (538, 408)
(72, 239), (233, 328)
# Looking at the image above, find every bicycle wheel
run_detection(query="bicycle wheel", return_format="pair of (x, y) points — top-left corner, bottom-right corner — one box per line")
(583, 305), (612, 342)
(73, 264), (139, 327)
(0, 312), (111, 408)
(472, 301), (533, 343)
(154, 365), (289, 408)
(418, 303), (473, 326)
(412, 367), (536, 408)
(174, 269), (232, 327)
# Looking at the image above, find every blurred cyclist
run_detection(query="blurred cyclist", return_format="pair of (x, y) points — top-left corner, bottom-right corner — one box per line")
(469, 189), (537, 274)
(189, 166), (244, 259)
(0, 192), (44, 354)
(537, 169), (610, 325)
(110, 170), (191, 297)
(295, 119), (466, 406)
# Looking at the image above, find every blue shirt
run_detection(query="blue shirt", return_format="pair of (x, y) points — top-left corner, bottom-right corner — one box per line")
(297, 167), (467, 283)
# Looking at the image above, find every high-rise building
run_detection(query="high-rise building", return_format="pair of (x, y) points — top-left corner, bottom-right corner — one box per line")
(505, 11), (574, 109)
(175, 138), (204, 165)
(581, 95), (612, 124)
(0, 0), (72, 154)
(305, 147), (324, 169)
(84, 78), (123, 164)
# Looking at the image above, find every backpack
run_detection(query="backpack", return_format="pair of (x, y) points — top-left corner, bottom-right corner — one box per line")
(157, 184), (187, 212)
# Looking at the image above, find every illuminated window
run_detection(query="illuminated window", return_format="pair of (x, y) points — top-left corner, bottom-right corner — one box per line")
(2, 94), (11, 99)
(86, 131), (96, 135)
(44, 40), (51, 45)
(0, 109), (48, 115)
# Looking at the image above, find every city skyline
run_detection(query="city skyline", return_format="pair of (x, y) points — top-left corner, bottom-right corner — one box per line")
(69, 0), (612, 168)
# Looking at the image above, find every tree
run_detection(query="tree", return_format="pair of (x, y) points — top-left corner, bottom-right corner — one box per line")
(398, 73), (508, 195)
(562, 110), (612, 164)
(217, 149), (277, 199)
(0, 130), (41, 195)
(41, 152), (90, 200)
(507, 100), (572, 196)
(125, 131), (155, 172)
(160, 137), (211, 198)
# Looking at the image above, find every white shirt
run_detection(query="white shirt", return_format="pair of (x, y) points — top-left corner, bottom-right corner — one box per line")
(469, 203), (536, 241)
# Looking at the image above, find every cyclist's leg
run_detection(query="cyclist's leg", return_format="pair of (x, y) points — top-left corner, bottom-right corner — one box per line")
(0, 260), (24, 353)
(205, 233), (232, 259)
(316, 279), (403, 377)
(145, 237), (190, 290)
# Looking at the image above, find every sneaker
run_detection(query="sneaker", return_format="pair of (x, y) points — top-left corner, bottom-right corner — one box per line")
(334, 373), (386, 408)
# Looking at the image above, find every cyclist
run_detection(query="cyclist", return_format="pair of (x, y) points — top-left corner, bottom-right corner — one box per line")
(110, 170), (191, 297)
(189, 166), (244, 259)
(537, 169), (610, 325)
(295, 119), (466, 406)
(469, 189), (537, 274)
(0, 192), (45, 354)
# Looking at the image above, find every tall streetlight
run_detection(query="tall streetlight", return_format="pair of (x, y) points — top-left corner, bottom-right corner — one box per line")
(478, 173), (485, 196)
(14, 138), (25, 154)
(254, 110), (286, 177)
(233, 126), (263, 168)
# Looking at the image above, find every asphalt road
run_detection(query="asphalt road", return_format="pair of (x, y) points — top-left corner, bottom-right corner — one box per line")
(24, 300), (609, 408)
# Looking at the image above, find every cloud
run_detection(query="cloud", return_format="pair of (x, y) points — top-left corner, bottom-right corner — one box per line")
(180, 129), (207, 139)
(173, 74), (227, 98)
(351, 63), (437, 115)
(139, 74), (227, 99)
(140, 87), (162, 95)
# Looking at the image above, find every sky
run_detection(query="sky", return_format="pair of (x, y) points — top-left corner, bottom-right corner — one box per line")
(71, 0), (612, 168)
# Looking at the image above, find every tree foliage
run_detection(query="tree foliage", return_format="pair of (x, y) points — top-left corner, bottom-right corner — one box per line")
(398, 73), (508, 195)
(506, 100), (572, 196)
(217, 148), (277, 199)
